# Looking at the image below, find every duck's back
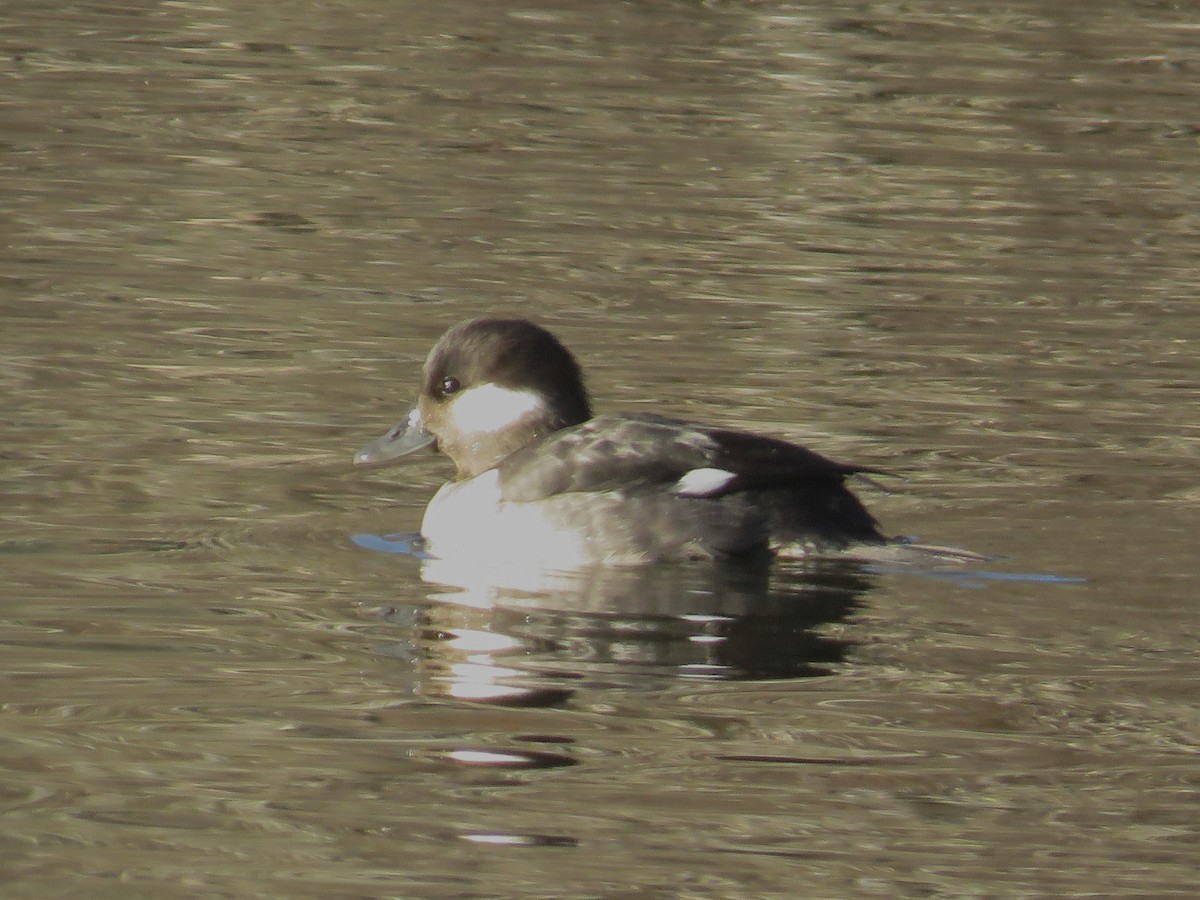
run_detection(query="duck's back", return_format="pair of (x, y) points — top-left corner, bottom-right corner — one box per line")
(467, 413), (887, 564)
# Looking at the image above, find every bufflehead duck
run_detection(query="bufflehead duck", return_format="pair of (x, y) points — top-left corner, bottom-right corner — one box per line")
(355, 317), (888, 567)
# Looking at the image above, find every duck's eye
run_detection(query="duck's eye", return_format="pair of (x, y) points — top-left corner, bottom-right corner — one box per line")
(438, 376), (461, 397)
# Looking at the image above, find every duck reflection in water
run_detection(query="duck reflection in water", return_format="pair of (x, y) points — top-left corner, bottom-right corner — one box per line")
(361, 537), (875, 705)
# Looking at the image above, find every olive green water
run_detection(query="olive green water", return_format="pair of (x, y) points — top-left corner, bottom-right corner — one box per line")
(2, 1), (1198, 896)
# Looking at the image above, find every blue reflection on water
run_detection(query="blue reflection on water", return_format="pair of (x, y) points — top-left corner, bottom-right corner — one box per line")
(352, 532), (430, 558)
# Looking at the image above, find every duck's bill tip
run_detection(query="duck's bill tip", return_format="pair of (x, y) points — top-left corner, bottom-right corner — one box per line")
(354, 410), (436, 466)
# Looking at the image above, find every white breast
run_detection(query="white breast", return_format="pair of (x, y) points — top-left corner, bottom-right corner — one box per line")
(420, 470), (594, 569)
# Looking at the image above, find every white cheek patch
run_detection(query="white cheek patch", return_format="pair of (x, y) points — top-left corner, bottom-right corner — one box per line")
(448, 383), (545, 435)
(672, 467), (738, 498)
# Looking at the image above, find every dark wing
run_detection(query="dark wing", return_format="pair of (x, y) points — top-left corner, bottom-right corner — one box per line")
(498, 412), (875, 503)
(702, 424), (881, 492)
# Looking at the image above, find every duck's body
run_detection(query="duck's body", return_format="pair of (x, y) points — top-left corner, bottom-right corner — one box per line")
(356, 318), (887, 567)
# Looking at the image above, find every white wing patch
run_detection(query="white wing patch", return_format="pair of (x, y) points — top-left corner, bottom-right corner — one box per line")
(448, 383), (545, 434)
(672, 467), (737, 498)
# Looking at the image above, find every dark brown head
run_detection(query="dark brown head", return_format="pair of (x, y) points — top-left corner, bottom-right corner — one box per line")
(357, 318), (592, 479)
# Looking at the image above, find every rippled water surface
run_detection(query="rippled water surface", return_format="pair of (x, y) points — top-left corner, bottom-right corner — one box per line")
(3, 1), (1198, 896)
